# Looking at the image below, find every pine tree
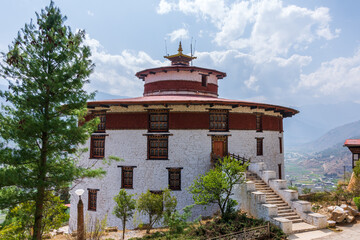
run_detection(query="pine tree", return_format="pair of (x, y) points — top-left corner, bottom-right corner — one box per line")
(0, 2), (106, 239)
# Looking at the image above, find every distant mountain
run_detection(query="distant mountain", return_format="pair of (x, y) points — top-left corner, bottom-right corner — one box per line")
(94, 91), (128, 101)
(284, 102), (360, 147)
(291, 120), (360, 153)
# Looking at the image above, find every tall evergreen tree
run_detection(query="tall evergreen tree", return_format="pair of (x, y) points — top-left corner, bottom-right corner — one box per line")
(0, 2), (106, 239)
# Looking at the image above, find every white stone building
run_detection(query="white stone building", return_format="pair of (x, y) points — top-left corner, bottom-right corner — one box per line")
(69, 43), (298, 230)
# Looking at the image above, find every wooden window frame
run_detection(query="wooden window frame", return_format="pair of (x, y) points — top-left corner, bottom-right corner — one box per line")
(90, 135), (105, 159)
(279, 137), (282, 154)
(167, 168), (182, 191)
(87, 189), (99, 211)
(256, 138), (263, 156)
(148, 110), (169, 132)
(121, 166), (135, 189)
(209, 110), (229, 132)
(93, 111), (106, 133)
(148, 135), (168, 160)
(256, 114), (263, 132)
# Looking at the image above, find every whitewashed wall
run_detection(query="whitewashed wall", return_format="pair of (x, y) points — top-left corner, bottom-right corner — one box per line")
(69, 129), (283, 230)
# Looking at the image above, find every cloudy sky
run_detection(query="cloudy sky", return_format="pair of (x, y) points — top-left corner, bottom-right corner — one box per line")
(1, 0), (360, 110)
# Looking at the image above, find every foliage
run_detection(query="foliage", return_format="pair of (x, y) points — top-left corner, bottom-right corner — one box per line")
(0, 192), (68, 239)
(113, 189), (136, 240)
(288, 186), (298, 191)
(353, 197), (360, 211)
(0, 2), (120, 239)
(188, 156), (248, 219)
(85, 213), (108, 240)
(137, 189), (177, 233)
(130, 211), (286, 240)
(163, 205), (194, 235)
(302, 187), (311, 194)
(353, 161), (360, 178)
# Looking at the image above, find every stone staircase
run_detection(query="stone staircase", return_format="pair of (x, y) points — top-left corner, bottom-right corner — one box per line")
(246, 171), (318, 233)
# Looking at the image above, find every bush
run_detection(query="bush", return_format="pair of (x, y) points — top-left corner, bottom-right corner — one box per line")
(302, 188), (311, 194)
(288, 186), (298, 191)
(354, 197), (360, 211)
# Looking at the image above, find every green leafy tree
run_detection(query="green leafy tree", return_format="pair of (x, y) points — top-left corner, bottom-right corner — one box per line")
(0, 2), (109, 239)
(163, 204), (194, 235)
(137, 189), (177, 233)
(188, 156), (248, 219)
(113, 189), (136, 240)
(0, 192), (68, 239)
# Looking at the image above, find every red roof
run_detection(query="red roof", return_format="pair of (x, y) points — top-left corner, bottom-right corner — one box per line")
(344, 139), (360, 146)
(87, 95), (299, 118)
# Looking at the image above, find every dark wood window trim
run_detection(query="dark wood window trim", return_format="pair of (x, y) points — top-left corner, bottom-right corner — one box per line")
(120, 166), (135, 189)
(92, 110), (106, 133)
(150, 190), (163, 195)
(148, 109), (169, 132)
(279, 137), (283, 154)
(256, 114), (263, 132)
(201, 74), (208, 87)
(256, 137), (263, 156)
(148, 135), (168, 160)
(90, 135), (105, 159)
(209, 110), (229, 132)
(167, 168), (182, 191)
(87, 189), (99, 211)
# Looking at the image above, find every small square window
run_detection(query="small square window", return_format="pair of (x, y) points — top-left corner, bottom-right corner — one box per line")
(121, 166), (134, 189)
(168, 168), (181, 191)
(90, 135), (105, 159)
(201, 75), (208, 87)
(209, 110), (228, 132)
(148, 135), (168, 160)
(93, 111), (106, 132)
(88, 189), (99, 211)
(148, 110), (169, 132)
(279, 137), (282, 154)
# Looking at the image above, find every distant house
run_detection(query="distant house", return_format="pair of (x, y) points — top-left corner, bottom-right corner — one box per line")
(69, 43), (298, 230)
(344, 139), (360, 168)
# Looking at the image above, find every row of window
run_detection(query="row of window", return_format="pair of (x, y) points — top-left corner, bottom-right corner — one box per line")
(86, 168), (181, 211)
(119, 166), (181, 190)
(91, 110), (273, 133)
(91, 135), (282, 159)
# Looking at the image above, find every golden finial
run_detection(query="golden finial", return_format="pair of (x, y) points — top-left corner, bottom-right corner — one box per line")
(178, 41), (183, 54)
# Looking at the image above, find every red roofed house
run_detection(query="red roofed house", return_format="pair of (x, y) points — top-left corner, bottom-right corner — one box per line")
(69, 43), (298, 230)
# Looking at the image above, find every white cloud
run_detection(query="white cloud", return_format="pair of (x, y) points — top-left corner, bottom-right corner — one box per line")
(167, 28), (189, 42)
(298, 50), (360, 101)
(158, 0), (339, 62)
(83, 35), (164, 97)
(244, 75), (259, 91)
(87, 10), (94, 16)
(157, 0), (175, 14)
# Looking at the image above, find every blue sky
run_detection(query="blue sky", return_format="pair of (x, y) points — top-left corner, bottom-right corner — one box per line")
(1, 0), (360, 110)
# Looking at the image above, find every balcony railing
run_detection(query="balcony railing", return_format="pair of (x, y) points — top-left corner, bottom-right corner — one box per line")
(211, 152), (250, 167)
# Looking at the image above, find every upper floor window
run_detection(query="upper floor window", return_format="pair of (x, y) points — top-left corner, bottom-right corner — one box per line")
(90, 135), (105, 159)
(168, 168), (182, 191)
(256, 114), (263, 132)
(201, 74), (208, 87)
(148, 135), (168, 160)
(88, 189), (99, 211)
(93, 111), (106, 132)
(149, 110), (169, 132)
(121, 166), (134, 189)
(209, 110), (228, 132)
(256, 138), (263, 156)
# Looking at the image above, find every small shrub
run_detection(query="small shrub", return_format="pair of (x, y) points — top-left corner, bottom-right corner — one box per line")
(288, 186), (298, 191)
(354, 197), (360, 211)
(302, 188), (311, 194)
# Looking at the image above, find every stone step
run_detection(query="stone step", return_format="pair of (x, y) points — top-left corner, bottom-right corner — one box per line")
(291, 219), (305, 224)
(273, 203), (288, 207)
(266, 200), (285, 204)
(256, 188), (272, 190)
(285, 215), (302, 220)
(292, 222), (317, 233)
(278, 206), (291, 210)
(278, 209), (293, 213)
(278, 212), (297, 217)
